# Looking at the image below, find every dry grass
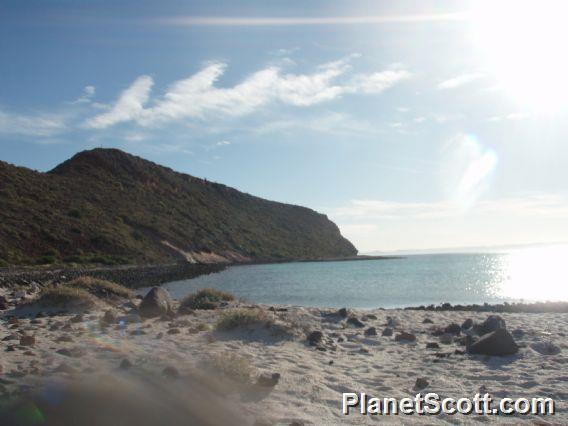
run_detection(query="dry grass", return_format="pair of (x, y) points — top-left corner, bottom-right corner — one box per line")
(215, 308), (272, 331)
(34, 286), (97, 309)
(206, 352), (254, 384)
(180, 288), (235, 310)
(66, 276), (133, 299)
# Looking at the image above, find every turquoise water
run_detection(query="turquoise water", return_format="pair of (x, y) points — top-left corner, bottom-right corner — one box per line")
(154, 247), (568, 308)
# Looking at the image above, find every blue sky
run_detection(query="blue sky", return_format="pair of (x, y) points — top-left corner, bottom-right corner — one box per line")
(2, 0), (568, 252)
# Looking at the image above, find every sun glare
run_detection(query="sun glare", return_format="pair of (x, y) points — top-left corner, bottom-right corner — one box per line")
(471, 0), (568, 114)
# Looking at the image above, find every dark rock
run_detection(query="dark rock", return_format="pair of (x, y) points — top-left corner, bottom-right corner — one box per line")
(120, 358), (133, 369)
(167, 328), (181, 335)
(386, 316), (400, 327)
(307, 331), (324, 346)
(461, 318), (473, 330)
(414, 377), (429, 390)
(444, 323), (461, 335)
(337, 308), (349, 318)
(139, 287), (174, 319)
(475, 315), (506, 336)
(454, 349), (466, 355)
(395, 332), (416, 342)
(431, 328), (444, 337)
(426, 342), (440, 349)
(19, 335), (35, 346)
(364, 327), (377, 336)
(468, 328), (518, 356)
(530, 341), (561, 355)
(347, 317), (365, 328)
(363, 314), (377, 320)
(381, 327), (394, 337)
(162, 366), (180, 378)
(511, 328), (525, 339)
(422, 318), (434, 324)
(70, 314), (84, 323)
(56, 347), (86, 358)
(439, 333), (453, 345)
(100, 310), (117, 326)
(257, 372), (280, 387)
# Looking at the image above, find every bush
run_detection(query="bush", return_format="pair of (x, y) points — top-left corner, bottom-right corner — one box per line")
(35, 286), (97, 309)
(66, 276), (133, 299)
(207, 352), (254, 384)
(180, 288), (235, 310)
(0, 259), (8, 268)
(216, 308), (271, 331)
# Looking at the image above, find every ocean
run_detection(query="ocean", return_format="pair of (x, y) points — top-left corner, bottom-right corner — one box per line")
(152, 245), (568, 309)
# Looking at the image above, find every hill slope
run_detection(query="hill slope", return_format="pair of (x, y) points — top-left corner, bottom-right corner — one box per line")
(0, 149), (357, 266)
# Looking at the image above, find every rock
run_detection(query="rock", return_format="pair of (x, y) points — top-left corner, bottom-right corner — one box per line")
(395, 332), (416, 342)
(386, 316), (400, 327)
(307, 331), (324, 346)
(426, 342), (440, 349)
(54, 363), (76, 374)
(0, 296), (9, 310)
(346, 317), (365, 328)
(167, 328), (181, 335)
(120, 359), (133, 369)
(257, 372), (280, 387)
(56, 347), (86, 358)
(454, 349), (466, 355)
(439, 333), (453, 345)
(363, 314), (377, 320)
(444, 323), (461, 335)
(414, 377), (429, 390)
(530, 341), (561, 355)
(162, 366), (180, 378)
(138, 287), (174, 319)
(511, 328), (525, 339)
(55, 335), (73, 343)
(364, 327), (377, 336)
(19, 335), (35, 346)
(461, 318), (473, 330)
(70, 314), (84, 323)
(100, 310), (117, 326)
(8, 317), (19, 325)
(468, 328), (518, 356)
(475, 315), (506, 336)
(337, 308), (349, 318)
(431, 328), (444, 337)
(422, 318), (434, 324)
(381, 327), (394, 337)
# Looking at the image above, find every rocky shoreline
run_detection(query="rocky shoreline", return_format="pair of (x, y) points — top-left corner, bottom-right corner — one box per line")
(0, 262), (226, 289)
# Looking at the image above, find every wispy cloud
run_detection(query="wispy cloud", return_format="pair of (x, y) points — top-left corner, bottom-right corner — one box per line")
(437, 72), (485, 90)
(0, 109), (68, 137)
(158, 13), (468, 27)
(85, 58), (410, 129)
(69, 85), (96, 105)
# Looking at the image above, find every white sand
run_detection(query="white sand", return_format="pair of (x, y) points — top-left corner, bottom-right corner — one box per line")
(1, 289), (566, 425)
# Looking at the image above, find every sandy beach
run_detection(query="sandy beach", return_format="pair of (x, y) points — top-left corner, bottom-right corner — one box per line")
(0, 281), (565, 426)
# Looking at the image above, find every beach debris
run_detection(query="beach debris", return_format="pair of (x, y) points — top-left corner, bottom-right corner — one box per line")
(19, 334), (35, 346)
(337, 307), (349, 318)
(461, 318), (473, 330)
(382, 327), (394, 337)
(139, 287), (174, 319)
(347, 317), (365, 328)
(307, 330), (324, 346)
(395, 332), (416, 342)
(468, 328), (518, 356)
(364, 327), (377, 336)
(257, 372), (280, 387)
(444, 323), (461, 335)
(414, 377), (429, 390)
(530, 341), (561, 355)
(475, 315), (506, 336)
(426, 342), (440, 349)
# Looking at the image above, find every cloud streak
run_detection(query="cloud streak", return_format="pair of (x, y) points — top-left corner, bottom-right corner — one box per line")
(86, 59), (411, 129)
(437, 72), (484, 90)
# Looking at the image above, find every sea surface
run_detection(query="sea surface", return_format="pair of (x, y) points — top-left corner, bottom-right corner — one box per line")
(152, 245), (568, 309)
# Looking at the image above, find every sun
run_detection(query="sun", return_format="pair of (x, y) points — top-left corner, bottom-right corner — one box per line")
(470, 0), (568, 114)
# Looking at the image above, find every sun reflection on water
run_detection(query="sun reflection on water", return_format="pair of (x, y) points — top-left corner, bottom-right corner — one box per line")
(497, 245), (568, 302)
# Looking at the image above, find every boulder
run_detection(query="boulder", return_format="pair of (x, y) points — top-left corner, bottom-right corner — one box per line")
(414, 378), (429, 390)
(364, 327), (377, 336)
(257, 372), (280, 387)
(461, 318), (473, 330)
(307, 330), (324, 346)
(381, 327), (394, 337)
(138, 287), (174, 319)
(426, 342), (440, 349)
(337, 308), (349, 318)
(346, 317), (365, 328)
(444, 323), (461, 335)
(439, 333), (453, 344)
(395, 332), (416, 342)
(468, 328), (518, 356)
(475, 315), (506, 336)
(530, 341), (561, 356)
(422, 318), (433, 324)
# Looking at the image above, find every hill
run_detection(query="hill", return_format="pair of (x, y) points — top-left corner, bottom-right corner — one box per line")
(0, 148), (357, 266)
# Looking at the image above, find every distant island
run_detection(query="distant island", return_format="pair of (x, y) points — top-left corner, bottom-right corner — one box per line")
(0, 148), (357, 267)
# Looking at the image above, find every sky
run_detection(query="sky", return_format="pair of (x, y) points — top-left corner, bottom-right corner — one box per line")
(2, 0), (568, 253)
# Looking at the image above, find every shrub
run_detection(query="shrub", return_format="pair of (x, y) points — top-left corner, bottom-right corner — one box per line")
(216, 308), (271, 331)
(35, 286), (97, 309)
(180, 288), (235, 310)
(66, 276), (133, 299)
(207, 352), (254, 384)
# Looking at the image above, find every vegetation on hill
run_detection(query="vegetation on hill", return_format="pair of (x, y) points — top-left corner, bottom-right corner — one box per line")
(0, 148), (357, 266)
